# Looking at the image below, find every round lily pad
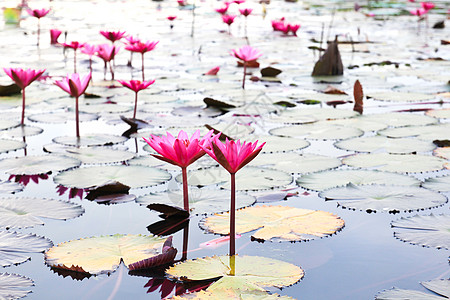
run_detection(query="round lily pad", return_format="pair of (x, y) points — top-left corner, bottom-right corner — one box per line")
(296, 169), (421, 192)
(52, 134), (128, 147)
(170, 290), (295, 300)
(136, 188), (256, 215)
(0, 197), (84, 229)
(2, 125), (43, 137)
(179, 167), (292, 191)
(0, 273), (34, 300)
(0, 155), (81, 175)
(79, 104), (132, 114)
(0, 231), (53, 267)
(28, 111), (99, 123)
(270, 123), (363, 140)
(334, 136), (436, 154)
(200, 205), (345, 242)
(0, 119), (20, 131)
(392, 214), (450, 249)
(0, 139), (26, 153)
(324, 117), (388, 132)
(252, 153), (341, 174)
(319, 184), (447, 213)
(166, 255), (304, 292)
(0, 181), (23, 194)
(43, 144), (135, 164)
(364, 112), (437, 128)
(367, 91), (435, 102)
(375, 287), (444, 300)
(45, 234), (171, 275)
(54, 165), (171, 189)
(246, 136), (310, 153)
(378, 123), (450, 141)
(342, 153), (446, 173)
(433, 147), (450, 159)
(267, 107), (356, 124)
(426, 108), (450, 119)
(421, 279), (450, 298)
(422, 176), (450, 193)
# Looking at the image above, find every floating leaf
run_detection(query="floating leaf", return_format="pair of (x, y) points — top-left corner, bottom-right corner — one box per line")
(378, 123), (450, 141)
(392, 214), (450, 249)
(421, 279), (450, 298)
(171, 289), (295, 299)
(28, 111), (99, 123)
(252, 153), (341, 174)
(334, 136), (436, 154)
(200, 205), (344, 242)
(2, 125), (43, 137)
(45, 234), (172, 275)
(270, 123), (363, 140)
(365, 112), (438, 128)
(0, 197), (84, 229)
(312, 38), (343, 76)
(0, 120), (20, 131)
(375, 287), (444, 299)
(0, 231), (52, 267)
(166, 255), (303, 292)
(433, 147), (450, 159)
(247, 136), (309, 153)
(367, 91), (434, 102)
(267, 107), (356, 124)
(54, 165), (171, 189)
(79, 103), (132, 114)
(0, 273), (34, 300)
(179, 167), (292, 191)
(0, 139), (26, 154)
(43, 144), (135, 164)
(137, 188), (255, 215)
(342, 153), (446, 173)
(422, 176), (450, 192)
(0, 181), (23, 194)
(85, 181), (130, 200)
(128, 237), (177, 271)
(52, 134), (127, 147)
(296, 169), (421, 192)
(319, 184), (447, 213)
(0, 155), (81, 175)
(426, 108), (450, 119)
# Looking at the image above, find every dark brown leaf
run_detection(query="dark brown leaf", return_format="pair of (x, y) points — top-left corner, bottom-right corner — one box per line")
(324, 85), (347, 95)
(203, 97), (236, 109)
(128, 236), (177, 271)
(312, 37), (344, 76)
(85, 181), (130, 200)
(353, 79), (363, 114)
(261, 66), (282, 77)
(147, 203), (189, 219)
(0, 83), (21, 96)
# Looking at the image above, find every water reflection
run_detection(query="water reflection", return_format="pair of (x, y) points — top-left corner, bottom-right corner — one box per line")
(9, 173), (48, 186)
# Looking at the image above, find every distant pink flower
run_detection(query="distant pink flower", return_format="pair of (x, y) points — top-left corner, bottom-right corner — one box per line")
(233, 0), (245, 4)
(63, 41), (85, 50)
(144, 130), (214, 212)
(215, 6), (229, 14)
(288, 23), (301, 35)
(50, 29), (62, 45)
(81, 44), (98, 57)
(239, 8), (253, 17)
(27, 8), (50, 18)
(177, 0), (187, 6)
(410, 8), (427, 16)
(125, 40), (159, 80)
(222, 14), (237, 26)
(409, 0), (415, 2)
(421, 2), (435, 10)
(117, 79), (156, 119)
(99, 30), (126, 43)
(96, 44), (120, 62)
(3, 68), (45, 125)
(124, 35), (141, 45)
(167, 16), (177, 21)
(271, 19), (286, 31)
(232, 45), (262, 62)
(205, 66), (220, 75)
(54, 73), (91, 138)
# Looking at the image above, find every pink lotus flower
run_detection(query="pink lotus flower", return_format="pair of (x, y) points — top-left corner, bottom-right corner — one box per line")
(50, 29), (62, 45)
(201, 134), (264, 256)
(205, 66), (220, 75)
(215, 6), (229, 14)
(239, 8), (253, 17)
(125, 40), (159, 81)
(54, 73), (91, 138)
(124, 35), (141, 45)
(96, 44), (120, 80)
(81, 44), (98, 74)
(233, 0), (245, 4)
(231, 45), (262, 89)
(421, 2), (435, 10)
(177, 0), (187, 6)
(144, 130), (213, 212)
(288, 23), (301, 35)
(63, 41), (86, 73)
(99, 30), (126, 43)
(167, 16), (177, 21)
(410, 8), (427, 16)
(27, 8), (50, 46)
(117, 79), (155, 119)
(3, 68), (45, 125)
(222, 14), (236, 26)
(271, 19), (286, 31)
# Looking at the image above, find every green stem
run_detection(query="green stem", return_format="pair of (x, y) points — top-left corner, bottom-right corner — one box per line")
(230, 172), (236, 256)
(182, 167), (189, 212)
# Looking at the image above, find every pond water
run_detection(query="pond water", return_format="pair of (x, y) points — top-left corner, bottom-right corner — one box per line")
(0, 0), (449, 299)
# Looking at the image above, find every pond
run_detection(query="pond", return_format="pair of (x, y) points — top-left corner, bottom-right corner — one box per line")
(0, 0), (449, 299)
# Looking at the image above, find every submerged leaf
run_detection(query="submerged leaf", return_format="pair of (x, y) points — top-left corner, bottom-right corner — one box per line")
(0, 273), (34, 300)
(200, 205), (345, 242)
(45, 234), (173, 275)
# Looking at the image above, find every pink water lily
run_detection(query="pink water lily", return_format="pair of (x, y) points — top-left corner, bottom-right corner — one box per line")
(50, 29), (62, 45)
(144, 130), (213, 212)
(117, 79), (155, 119)
(239, 8), (252, 17)
(215, 6), (229, 14)
(421, 2), (435, 10)
(63, 41), (86, 73)
(204, 66), (220, 75)
(231, 45), (262, 89)
(3, 68), (45, 125)
(96, 44), (120, 80)
(27, 8), (50, 46)
(201, 134), (264, 256)
(99, 30), (126, 43)
(125, 40), (159, 81)
(81, 44), (98, 74)
(54, 73), (91, 138)
(222, 15), (237, 31)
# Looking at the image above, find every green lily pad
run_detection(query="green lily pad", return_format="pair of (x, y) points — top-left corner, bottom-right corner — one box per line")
(334, 136), (436, 154)
(0, 120), (20, 131)
(324, 117), (388, 132)
(28, 111), (99, 123)
(342, 153), (446, 173)
(422, 176), (450, 192)
(367, 91), (435, 102)
(201, 205), (345, 242)
(166, 255), (304, 292)
(392, 214), (450, 249)
(0, 197), (84, 229)
(54, 165), (171, 189)
(136, 188), (256, 215)
(0, 139), (26, 154)
(252, 153), (341, 174)
(43, 144), (135, 164)
(0, 273), (34, 300)
(79, 104), (132, 114)
(296, 169), (421, 192)
(0, 155), (81, 175)
(378, 123), (450, 141)
(52, 134), (128, 147)
(170, 290), (295, 299)
(0, 231), (53, 267)
(270, 123), (363, 140)
(179, 167), (292, 191)
(45, 234), (172, 275)
(319, 184), (447, 213)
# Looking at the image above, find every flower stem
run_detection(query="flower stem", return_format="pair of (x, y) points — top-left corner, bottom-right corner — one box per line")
(133, 91), (138, 119)
(37, 19), (40, 47)
(230, 172), (236, 256)
(242, 63), (247, 89)
(141, 53), (145, 81)
(75, 96), (80, 138)
(182, 167), (189, 212)
(182, 222), (189, 261)
(21, 88), (26, 125)
(109, 61), (114, 80)
(74, 50), (77, 73)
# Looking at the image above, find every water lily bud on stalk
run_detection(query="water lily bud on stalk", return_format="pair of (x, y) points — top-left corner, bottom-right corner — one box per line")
(125, 40), (159, 81)
(143, 130), (214, 212)
(99, 30), (126, 43)
(50, 29), (62, 45)
(117, 79), (155, 119)
(167, 16), (177, 29)
(3, 68), (45, 125)
(27, 8), (50, 47)
(63, 41), (86, 73)
(231, 45), (262, 89)
(54, 73), (91, 138)
(222, 15), (237, 34)
(201, 135), (265, 256)
(96, 44), (120, 80)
